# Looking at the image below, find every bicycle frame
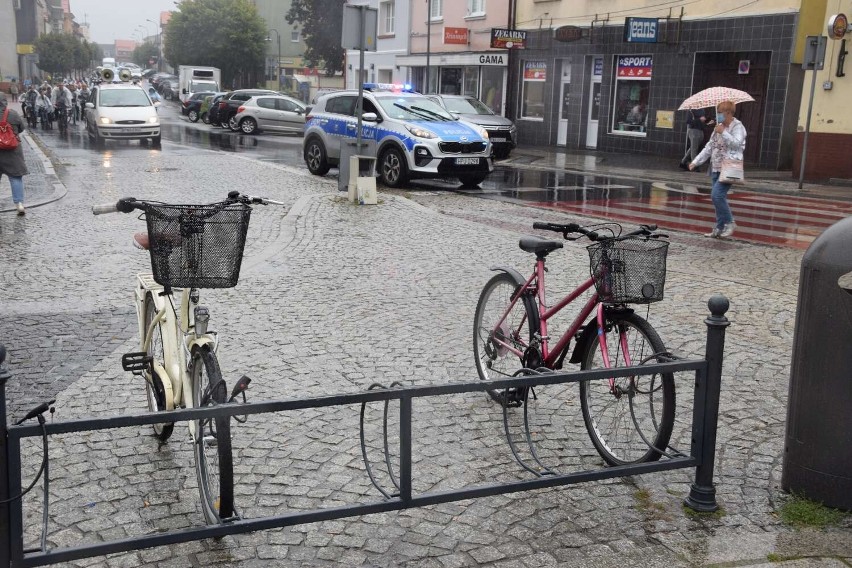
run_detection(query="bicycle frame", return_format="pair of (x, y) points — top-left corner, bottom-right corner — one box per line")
(490, 257), (632, 372)
(134, 274), (215, 440)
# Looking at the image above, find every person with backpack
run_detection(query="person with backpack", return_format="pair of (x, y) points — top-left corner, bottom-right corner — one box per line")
(0, 94), (28, 215)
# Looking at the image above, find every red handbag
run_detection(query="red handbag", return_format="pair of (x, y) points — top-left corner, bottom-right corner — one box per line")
(0, 108), (20, 150)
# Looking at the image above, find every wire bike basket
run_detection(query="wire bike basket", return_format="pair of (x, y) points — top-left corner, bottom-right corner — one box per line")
(587, 238), (668, 304)
(144, 202), (251, 289)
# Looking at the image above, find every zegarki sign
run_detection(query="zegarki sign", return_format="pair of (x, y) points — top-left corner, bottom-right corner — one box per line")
(617, 55), (653, 78)
(491, 28), (527, 49)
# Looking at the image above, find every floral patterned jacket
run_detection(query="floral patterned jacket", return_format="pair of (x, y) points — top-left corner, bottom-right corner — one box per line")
(691, 117), (746, 173)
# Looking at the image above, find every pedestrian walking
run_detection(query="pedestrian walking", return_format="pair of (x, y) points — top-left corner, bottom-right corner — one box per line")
(0, 94), (29, 216)
(9, 81), (19, 103)
(679, 108), (713, 171)
(689, 100), (746, 238)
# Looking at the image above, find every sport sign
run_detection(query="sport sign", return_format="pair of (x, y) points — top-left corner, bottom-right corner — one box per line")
(617, 55), (653, 78)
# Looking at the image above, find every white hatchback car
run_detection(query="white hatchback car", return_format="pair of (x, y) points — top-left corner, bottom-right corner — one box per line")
(85, 83), (161, 146)
(232, 95), (306, 135)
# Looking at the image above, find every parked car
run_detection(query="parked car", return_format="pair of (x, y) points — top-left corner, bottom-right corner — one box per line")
(215, 89), (279, 129)
(232, 95), (306, 135)
(427, 94), (516, 159)
(150, 73), (176, 91)
(204, 92), (230, 126)
(84, 82), (161, 146)
(159, 79), (180, 100)
(303, 88), (492, 188)
(181, 91), (217, 122)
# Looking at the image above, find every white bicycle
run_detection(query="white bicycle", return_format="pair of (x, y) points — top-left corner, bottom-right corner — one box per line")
(93, 191), (284, 524)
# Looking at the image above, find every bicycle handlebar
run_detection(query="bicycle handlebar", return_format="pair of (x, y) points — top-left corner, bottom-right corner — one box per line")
(533, 221), (661, 241)
(92, 192), (285, 215)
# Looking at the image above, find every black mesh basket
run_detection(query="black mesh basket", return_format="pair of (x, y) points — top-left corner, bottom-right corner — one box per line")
(587, 238), (669, 304)
(144, 202), (251, 289)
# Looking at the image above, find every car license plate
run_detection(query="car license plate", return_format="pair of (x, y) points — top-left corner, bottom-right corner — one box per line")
(455, 158), (480, 165)
(123, 128), (142, 133)
(491, 137), (507, 142)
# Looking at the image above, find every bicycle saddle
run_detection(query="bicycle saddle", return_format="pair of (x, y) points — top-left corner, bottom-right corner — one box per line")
(519, 235), (563, 255)
(133, 232), (150, 250)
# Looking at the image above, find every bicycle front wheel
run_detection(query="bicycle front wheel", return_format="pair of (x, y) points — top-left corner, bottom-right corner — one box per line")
(190, 345), (234, 523)
(143, 295), (174, 441)
(473, 272), (539, 383)
(579, 311), (675, 466)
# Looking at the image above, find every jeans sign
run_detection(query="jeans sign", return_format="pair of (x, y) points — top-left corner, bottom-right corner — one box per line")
(624, 17), (658, 43)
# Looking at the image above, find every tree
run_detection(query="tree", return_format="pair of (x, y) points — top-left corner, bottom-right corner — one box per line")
(132, 43), (159, 68)
(34, 32), (78, 78)
(163, 0), (267, 88)
(286, 0), (345, 76)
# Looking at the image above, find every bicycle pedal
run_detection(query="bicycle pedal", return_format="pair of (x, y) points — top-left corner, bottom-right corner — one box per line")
(122, 351), (153, 372)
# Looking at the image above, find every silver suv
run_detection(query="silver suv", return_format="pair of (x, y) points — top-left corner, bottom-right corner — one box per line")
(303, 89), (493, 188)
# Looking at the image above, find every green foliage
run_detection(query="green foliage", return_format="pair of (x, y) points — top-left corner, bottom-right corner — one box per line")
(34, 33), (96, 77)
(164, 0), (267, 87)
(779, 494), (848, 528)
(286, 0), (345, 76)
(132, 43), (159, 68)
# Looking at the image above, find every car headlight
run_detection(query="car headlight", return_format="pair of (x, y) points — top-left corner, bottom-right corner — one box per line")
(98, 117), (112, 125)
(405, 125), (437, 139)
(475, 125), (489, 139)
(147, 117), (158, 124)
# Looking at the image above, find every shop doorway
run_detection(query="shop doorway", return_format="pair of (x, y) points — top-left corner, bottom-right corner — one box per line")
(557, 60), (571, 146)
(693, 51), (769, 164)
(585, 56), (603, 149)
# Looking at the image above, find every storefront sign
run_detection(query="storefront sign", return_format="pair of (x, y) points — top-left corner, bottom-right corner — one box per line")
(656, 110), (674, 129)
(478, 54), (506, 65)
(523, 61), (547, 81)
(623, 18), (658, 43)
(828, 13), (849, 40)
(16, 44), (34, 55)
(554, 26), (583, 43)
(594, 58), (603, 76)
(444, 27), (469, 45)
(491, 28), (527, 49)
(617, 55), (653, 78)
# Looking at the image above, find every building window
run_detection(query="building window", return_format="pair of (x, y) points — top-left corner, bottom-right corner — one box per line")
(612, 55), (652, 135)
(430, 0), (443, 21)
(467, 0), (485, 17)
(521, 60), (546, 120)
(291, 29), (301, 42)
(379, 1), (395, 35)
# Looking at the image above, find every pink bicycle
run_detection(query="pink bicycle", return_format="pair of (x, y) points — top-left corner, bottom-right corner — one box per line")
(473, 222), (675, 466)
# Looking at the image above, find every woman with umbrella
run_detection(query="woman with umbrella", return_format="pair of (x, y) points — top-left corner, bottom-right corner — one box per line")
(683, 91), (750, 238)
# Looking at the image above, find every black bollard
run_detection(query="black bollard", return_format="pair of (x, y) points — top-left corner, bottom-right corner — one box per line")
(684, 296), (729, 512)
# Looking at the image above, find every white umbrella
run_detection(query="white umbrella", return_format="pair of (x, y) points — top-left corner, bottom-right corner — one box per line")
(678, 87), (754, 110)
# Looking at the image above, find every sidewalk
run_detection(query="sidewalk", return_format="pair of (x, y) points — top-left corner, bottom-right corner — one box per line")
(0, 102), (66, 214)
(505, 146), (852, 201)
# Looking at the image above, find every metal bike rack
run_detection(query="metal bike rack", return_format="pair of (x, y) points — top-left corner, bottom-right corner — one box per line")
(0, 296), (730, 567)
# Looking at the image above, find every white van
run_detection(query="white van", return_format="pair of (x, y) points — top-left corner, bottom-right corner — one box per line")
(178, 66), (221, 103)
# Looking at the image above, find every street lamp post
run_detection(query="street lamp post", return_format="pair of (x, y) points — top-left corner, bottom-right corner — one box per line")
(146, 18), (161, 72)
(265, 29), (281, 89)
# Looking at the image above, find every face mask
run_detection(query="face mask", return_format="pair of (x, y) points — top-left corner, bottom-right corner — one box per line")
(716, 112), (726, 123)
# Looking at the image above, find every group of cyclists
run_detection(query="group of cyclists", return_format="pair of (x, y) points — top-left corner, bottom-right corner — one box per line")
(21, 80), (92, 132)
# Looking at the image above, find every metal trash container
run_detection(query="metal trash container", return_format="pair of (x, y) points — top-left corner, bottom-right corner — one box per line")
(782, 216), (852, 510)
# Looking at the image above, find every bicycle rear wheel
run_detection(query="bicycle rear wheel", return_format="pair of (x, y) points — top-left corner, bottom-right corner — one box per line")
(143, 295), (174, 441)
(190, 345), (234, 523)
(579, 311), (675, 466)
(473, 272), (539, 383)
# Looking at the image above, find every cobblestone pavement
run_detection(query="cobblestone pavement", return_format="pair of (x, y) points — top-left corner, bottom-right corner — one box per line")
(1, 133), (850, 568)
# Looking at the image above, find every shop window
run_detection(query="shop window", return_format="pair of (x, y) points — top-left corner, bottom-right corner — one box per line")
(440, 67), (462, 94)
(612, 55), (652, 135)
(481, 67), (504, 114)
(463, 66), (479, 96)
(430, 0), (443, 21)
(379, 1), (395, 35)
(521, 60), (546, 120)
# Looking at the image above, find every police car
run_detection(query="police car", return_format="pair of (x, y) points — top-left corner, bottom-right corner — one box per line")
(303, 84), (492, 188)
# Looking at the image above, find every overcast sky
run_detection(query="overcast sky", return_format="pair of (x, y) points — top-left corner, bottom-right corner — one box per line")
(70, 0), (178, 44)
